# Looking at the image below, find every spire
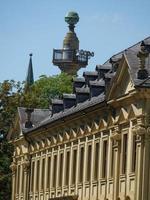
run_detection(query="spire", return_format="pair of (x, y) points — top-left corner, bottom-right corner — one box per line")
(26, 53), (34, 88)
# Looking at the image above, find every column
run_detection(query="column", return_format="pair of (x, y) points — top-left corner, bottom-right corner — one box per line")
(111, 126), (121, 200)
(10, 162), (17, 200)
(23, 157), (30, 200)
(141, 127), (150, 200)
(132, 122), (145, 200)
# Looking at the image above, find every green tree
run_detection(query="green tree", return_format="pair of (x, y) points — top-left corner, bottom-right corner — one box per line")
(0, 73), (72, 200)
(23, 73), (73, 108)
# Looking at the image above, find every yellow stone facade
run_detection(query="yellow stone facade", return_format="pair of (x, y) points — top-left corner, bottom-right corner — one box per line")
(10, 60), (150, 200)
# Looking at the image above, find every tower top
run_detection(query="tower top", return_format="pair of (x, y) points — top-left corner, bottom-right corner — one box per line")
(65, 11), (79, 25)
(52, 12), (94, 75)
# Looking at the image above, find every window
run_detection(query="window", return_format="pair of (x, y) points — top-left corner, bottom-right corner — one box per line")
(86, 145), (92, 181)
(72, 149), (77, 184)
(122, 134), (128, 174)
(30, 162), (35, 192)
(17, 165), (20, 194)
(111, 147), (114, 177)
(36, 160), (40, 191)
(102, 140), (108, 178)
(52, 155), (57, 187)
(94, 142), (99, 180)
(79, 147), (84, 183)
(47, 156), (51, 188)
(65, 151), (70, 185)
(58, 153), (63, 187)
(131, 135), (136, 172)
(41, 158), (45, 190)
(21, 165), (24, 193)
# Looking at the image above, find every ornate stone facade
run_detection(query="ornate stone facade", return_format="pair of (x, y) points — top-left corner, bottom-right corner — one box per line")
(10, 37), (150, 200)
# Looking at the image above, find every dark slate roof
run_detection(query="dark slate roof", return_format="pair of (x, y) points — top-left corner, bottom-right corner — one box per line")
(134, 77), (150, 88)
(23, 94), (105, 133)
(18, 107), (51, 131)
(18, 36), (150, 134)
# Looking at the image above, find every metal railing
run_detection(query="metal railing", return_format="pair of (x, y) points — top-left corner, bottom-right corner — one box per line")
(53, 49), (93, 66)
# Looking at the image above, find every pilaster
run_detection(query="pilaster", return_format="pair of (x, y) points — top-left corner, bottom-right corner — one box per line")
(10, 161), (17, 200)
(111, 125), (121, 200)
(23, 156), (30, 200)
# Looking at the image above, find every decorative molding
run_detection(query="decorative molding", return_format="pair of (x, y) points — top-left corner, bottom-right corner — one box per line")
(107, 115), (115, 127)
(77, 127), (84, 136)
(45, 138), (51, 147)
(84, 124), (91, 134)
(117, 108), (128, 123)
(128, 104), (139, 119)
(99, 119), (107, 130)
(58, 134), (63, 143)
(51, 136), (57, 145)
(91, 121), (99, 132)
(70, 129), (77, 139)
(63, 131), (70, 141)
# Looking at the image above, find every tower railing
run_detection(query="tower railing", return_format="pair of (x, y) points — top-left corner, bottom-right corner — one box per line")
(53, 49), (93, 66)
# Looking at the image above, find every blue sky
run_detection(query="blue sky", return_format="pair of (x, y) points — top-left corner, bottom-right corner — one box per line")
(0, 0), (150, 82)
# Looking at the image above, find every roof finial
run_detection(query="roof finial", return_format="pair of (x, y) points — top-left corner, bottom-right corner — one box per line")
(25, 108), (34, 128)
(137, 41), (149, 79)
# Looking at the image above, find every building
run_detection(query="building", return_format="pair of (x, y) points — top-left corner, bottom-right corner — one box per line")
(10, 12), (150, 200)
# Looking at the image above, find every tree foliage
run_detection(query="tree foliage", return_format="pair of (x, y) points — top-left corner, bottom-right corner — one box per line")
(0, 73), (72, 200)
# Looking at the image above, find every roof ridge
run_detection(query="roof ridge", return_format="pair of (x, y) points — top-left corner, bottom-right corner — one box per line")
(103, 36), (150, 65)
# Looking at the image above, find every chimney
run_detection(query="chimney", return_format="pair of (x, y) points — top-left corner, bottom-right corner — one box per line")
(63, 94), (76, 109)
(75, 87), (90, 103)
(51, 99), (64, 115)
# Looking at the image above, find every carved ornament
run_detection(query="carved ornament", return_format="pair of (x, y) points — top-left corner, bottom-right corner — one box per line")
(10, 162), (17, 173)
(111, 125), (121, 141)
(23, 159), (30, 172)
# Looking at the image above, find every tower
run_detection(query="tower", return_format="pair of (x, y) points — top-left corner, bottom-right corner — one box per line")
(24, 53), (34, 92)
(53, 11), (94, 75)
